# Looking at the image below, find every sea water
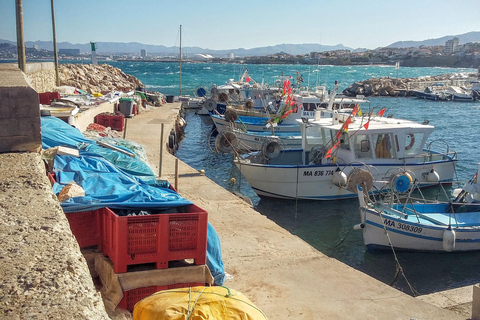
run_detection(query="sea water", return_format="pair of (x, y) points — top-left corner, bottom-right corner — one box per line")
(107, 61), (480, 296)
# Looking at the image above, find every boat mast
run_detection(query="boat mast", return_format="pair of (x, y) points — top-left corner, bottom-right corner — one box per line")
(179, 25), (182, 96)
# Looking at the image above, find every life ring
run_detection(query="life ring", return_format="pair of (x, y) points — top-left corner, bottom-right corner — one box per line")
(405, 133), (415, 150)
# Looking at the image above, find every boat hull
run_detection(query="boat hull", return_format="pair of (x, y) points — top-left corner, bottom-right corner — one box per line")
(235, 153), (457, 200)
(361, 205), (480, 252)
(211, 114), (301, 134)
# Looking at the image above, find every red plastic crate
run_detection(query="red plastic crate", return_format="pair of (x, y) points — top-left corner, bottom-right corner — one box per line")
(95, 114), (111, 128)
(39, 92), (51, 105)
(66, 209), (104, 248)
(101, 205), (208, 273)
(110, 115), (125, 131)
(118, 282), (205, 311)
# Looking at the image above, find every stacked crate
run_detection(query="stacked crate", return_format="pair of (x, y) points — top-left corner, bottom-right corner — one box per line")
(101, 205), (208, 273)
(64, 201), (209, 312)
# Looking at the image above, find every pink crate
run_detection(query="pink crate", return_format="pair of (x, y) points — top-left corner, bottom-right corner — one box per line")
(101, 205), (208, 273)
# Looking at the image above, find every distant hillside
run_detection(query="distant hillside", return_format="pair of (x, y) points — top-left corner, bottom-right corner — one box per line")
(2, 31), (479, 56)
(387, 31), (480, 48)
(0, 39), (351, 56)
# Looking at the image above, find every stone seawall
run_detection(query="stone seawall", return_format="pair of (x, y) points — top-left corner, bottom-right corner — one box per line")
(24, 63), (143, 94)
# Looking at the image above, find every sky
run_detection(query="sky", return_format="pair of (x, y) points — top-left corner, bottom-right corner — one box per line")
(1, 0), (479, 50)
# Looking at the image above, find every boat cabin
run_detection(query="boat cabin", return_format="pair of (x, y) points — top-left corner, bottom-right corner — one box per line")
(299, 112), (435, 165)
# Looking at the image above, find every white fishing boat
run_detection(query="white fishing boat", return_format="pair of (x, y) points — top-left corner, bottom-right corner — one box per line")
(355, 166), (480, 252)
(444, 85), (474, 102)
(211, 84), (361, 134)
(233, 106), (457, 200)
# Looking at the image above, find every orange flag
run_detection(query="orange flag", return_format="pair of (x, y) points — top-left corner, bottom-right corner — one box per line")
(378, 108), (386, 117)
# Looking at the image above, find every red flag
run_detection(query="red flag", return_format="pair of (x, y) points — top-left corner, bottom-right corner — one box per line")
(363, 121), (370, 130)
(325, 141), (341, 159)
(343, 116), (352, 129)
(378, 108), (386, 117)
(351, 104), (359, 117)
(245, 77), (251, 83)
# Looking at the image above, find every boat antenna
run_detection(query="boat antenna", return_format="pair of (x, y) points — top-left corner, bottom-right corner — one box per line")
(327, 81), (339, 110)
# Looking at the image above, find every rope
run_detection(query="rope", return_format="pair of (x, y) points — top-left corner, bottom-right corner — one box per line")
(333, 228), (352, 248)
(186, 287), (207, 320)
(376, 209), (420, 296)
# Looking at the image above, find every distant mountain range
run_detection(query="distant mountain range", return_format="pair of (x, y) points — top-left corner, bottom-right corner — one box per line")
(387, 31), (480, 48)
(1, 31), (479, 56)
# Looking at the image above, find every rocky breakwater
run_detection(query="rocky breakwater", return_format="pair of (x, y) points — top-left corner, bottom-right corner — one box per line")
(342, 72), (478, 97)
(59, 64), (143, 94)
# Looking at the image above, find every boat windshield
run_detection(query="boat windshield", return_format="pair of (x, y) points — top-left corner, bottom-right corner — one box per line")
(352, 134), (372, 159)
(374, 133), (396, 159)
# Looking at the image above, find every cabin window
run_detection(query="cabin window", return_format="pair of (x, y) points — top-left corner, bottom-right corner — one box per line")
(374, 133), (396, 159)
(303, 103), (317, 111)
(352, 134), (372, 158)
(404, 132), (424, 156)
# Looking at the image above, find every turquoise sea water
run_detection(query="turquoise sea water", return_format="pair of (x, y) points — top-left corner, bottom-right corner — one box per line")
(79, 61), (480, 295)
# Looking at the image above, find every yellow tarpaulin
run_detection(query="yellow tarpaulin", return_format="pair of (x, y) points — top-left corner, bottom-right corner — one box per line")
(133, 286), (268, 320)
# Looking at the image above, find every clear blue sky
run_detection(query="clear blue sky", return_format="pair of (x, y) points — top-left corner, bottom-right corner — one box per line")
(1, 0), (479, 50)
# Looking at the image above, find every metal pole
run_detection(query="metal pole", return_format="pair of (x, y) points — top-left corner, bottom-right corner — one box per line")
(179, 25), (182, 96)
(175, 158), (179, 191)
(15, 0), (26, 72)
(51, 0), (60, 86)
(159, 123), (164, 178)
(123, 118), (128, 139)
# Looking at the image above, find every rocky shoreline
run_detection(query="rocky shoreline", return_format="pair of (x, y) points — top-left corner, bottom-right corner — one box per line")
(341, 72), (479, 97)
(58, 64), (143, 94)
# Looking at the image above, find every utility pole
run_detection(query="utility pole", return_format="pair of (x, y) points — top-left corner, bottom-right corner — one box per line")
(15, 0), (26, 72)
(51, 0), (60, 86)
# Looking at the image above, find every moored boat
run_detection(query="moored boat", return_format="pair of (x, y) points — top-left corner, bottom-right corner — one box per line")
(355, 167), (480, 252)
(233, 106), (457, 200)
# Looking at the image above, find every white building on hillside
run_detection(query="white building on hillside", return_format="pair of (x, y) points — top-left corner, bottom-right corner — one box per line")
(444, 37), (459, 54)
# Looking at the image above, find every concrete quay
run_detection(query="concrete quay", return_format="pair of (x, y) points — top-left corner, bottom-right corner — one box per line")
(123, 102), (471, 319)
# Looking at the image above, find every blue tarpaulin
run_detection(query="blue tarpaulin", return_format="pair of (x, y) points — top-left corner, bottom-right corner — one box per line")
(52, 154), (192, 213)
(41, 116), (157, 183)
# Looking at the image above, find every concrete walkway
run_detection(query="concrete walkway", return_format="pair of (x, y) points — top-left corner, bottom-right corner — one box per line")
(122, 103), (467, 319)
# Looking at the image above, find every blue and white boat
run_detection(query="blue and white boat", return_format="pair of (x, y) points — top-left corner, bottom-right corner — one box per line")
(234, 107), (457, 200)
(355, 167), (480, 252)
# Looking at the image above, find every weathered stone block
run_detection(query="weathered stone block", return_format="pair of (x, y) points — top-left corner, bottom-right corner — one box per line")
(0, 64), (42, 153)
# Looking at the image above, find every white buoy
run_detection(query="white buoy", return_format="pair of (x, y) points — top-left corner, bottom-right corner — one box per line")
(427, 169), (440, 182)
(442, 227), (456, 252)
(332, 170), (347, 187)
(353, 223), (364, 231)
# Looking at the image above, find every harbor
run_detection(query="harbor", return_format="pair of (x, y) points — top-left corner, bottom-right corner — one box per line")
(2, 61), (480, 319)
